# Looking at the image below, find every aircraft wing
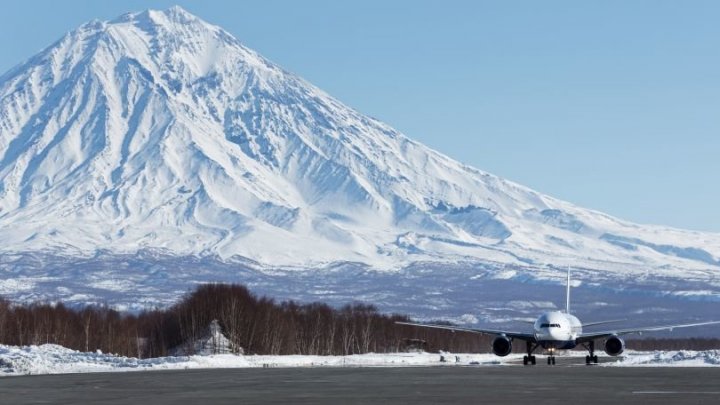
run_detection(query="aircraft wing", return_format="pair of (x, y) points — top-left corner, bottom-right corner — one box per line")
(576, 320), (720, 343)
(395, 321), (536, 342)
(581, 319), (626, 328)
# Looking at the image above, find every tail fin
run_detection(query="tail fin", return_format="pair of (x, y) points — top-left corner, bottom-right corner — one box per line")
(566, 267), (571, 314)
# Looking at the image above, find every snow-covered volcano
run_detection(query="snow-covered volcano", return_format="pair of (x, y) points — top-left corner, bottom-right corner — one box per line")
(1, 6), (719, 283)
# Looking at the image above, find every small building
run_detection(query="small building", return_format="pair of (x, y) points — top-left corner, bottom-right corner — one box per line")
(172, 319), (244, 355)
(402, 338), (428, 353)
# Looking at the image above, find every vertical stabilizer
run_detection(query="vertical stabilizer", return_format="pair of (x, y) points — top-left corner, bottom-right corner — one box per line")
(566, 268), (571, 314)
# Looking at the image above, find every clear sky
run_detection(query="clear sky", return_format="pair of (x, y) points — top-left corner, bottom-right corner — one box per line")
(1, 1), (718, 232)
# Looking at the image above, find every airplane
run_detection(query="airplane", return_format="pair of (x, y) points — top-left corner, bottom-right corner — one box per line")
(397, 269), (720, 365)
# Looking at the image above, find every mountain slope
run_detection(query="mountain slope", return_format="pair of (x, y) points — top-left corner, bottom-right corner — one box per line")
(0, 6), (719, 283)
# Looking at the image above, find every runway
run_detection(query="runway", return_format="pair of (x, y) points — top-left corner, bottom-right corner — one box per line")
(2, 363), (719, 404)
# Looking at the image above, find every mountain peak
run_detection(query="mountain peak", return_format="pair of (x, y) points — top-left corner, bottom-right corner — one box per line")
(112, 5), (204, 26)
(163, 5), (197, 19)
(144, 6), (213, 30)
(0, 7), (718, 277)
(60, 6), (265, 87)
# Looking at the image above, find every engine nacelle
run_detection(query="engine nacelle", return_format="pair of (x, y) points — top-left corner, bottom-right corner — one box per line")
(491, 336), (512, 357)
(604, 335), (625, 356)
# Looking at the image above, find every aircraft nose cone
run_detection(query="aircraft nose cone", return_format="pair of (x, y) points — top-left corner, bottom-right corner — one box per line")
(549, 328), (566, 340)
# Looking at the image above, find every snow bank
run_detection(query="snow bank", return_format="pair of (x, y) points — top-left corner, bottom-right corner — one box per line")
(605, 350), (720, 367)
(2, 345), (719, 376)
(0, 344), (197, 375)
(0, 344), (508, 376)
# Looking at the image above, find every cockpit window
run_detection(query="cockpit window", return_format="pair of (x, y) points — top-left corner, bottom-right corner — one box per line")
(540, 323), (561, 328)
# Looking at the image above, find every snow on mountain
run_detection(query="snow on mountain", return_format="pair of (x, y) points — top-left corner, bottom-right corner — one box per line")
(0, 6), (719, 285)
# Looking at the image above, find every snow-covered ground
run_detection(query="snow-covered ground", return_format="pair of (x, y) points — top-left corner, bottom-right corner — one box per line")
(0, 344), (502, 376)
(612, 350), (720, 367)
(1, 345), (719, 376)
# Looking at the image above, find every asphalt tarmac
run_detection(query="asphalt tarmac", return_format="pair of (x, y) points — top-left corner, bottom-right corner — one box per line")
(2, 361), (719, 405)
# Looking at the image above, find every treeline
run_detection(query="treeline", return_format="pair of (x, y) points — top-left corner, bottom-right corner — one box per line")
(0, 284), (489, 358)
(1, 285), (718, 358)
(626, 338), (720, 351)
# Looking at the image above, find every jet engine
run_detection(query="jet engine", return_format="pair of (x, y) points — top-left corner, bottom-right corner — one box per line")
(604, 335), (625, 356)
(491, 336), (512, 357)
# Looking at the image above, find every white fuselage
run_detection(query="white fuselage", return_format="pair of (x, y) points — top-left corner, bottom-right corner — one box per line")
(533, 311), (582, 349)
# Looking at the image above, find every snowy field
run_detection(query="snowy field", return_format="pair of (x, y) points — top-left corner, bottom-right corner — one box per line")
(1, 344), (719, 376)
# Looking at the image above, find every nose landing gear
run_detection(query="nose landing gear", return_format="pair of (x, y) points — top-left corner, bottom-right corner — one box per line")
(546, 348), (557, 365)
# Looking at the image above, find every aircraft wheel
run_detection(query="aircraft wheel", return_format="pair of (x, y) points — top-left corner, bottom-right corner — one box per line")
(531, 356), (536, 365)
(523, 356), (528, 365)
(593, 355), (598, 364)
(585, 355), (591, 365)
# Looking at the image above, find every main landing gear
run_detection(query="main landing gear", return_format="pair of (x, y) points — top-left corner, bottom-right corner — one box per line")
(583, 341), (599, 365)
(522, 341), (537, 365)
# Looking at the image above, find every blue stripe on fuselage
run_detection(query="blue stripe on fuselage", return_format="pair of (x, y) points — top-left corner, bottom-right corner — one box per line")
(538, 340), (577, 350)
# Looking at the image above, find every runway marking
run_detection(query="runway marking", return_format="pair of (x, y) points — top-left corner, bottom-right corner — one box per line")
(633, 391), (720, 395)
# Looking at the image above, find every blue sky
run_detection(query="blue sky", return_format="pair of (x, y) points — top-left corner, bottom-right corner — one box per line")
(1, 1), (719, 232)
